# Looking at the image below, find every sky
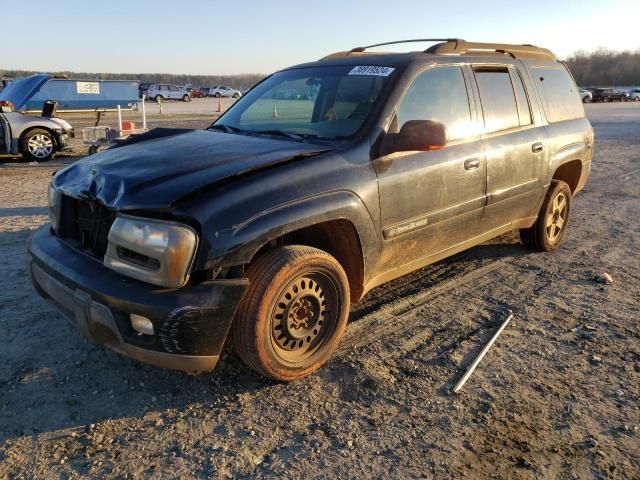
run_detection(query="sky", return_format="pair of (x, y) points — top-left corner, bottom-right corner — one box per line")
(1, 0), (639, 75)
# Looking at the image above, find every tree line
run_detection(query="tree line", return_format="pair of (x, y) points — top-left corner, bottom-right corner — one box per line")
(563, 49), (640, 87)
(3, 48), (640, 89)
(0, 70), (266, 90)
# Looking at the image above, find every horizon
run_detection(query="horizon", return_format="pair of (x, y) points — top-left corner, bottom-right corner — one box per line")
(1, 0), (638, 76)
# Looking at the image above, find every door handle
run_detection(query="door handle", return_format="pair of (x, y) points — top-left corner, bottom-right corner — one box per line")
(532, 142), (544, 153)
(464, 158), (480, 170)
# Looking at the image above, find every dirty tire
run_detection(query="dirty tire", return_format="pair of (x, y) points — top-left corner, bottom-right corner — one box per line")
(19, 128), (55, 161)
(232, 246), (350, 381)
(520, 180), (572, 252)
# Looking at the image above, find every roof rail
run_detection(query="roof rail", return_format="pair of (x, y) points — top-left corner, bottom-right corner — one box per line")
(425, 40), (556, 60)
(320, 39), (556, 62)
(350, 38), (466, 53)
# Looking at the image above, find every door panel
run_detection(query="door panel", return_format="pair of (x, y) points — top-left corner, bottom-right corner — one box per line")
(473, 65), (548, 231)
(482, 127), (547, 229)
(374, 65), (486, 273)
(375, 142), (486, 270)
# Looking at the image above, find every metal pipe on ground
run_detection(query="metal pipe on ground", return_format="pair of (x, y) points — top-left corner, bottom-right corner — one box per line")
(453, 312), (514, 394)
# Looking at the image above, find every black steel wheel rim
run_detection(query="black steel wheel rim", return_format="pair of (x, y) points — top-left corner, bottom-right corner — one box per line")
(269, 268), (341, 365)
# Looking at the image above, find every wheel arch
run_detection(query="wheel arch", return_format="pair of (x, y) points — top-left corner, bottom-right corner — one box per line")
(206, 190), (378, 303)
(251, 219), (365, 303)
(19, 126), (61, 151)
(551, 159), (582, 195)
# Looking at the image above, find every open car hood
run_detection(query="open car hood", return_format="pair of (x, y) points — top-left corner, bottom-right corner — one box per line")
(53, 129), (328, 210)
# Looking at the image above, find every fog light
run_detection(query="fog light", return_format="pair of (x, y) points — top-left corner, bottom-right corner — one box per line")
(130, 314), (154, 335)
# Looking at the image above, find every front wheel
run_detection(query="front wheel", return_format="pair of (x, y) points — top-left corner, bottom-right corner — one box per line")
(19, 128), (55, 161)
(214, 92), (221, 98)
(520, 180), (572, 252)
(232, 246), (350, 381)
(233, 93), (240, 98)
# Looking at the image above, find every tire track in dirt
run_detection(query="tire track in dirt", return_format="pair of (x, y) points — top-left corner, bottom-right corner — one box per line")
(339, 259), (507, 355)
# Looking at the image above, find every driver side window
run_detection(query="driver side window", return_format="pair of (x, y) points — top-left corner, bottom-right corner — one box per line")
(395, 66), (473, 141)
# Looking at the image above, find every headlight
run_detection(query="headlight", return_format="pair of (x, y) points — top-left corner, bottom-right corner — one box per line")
(47, 183), (62, 230)
(104, 215), (198, 288)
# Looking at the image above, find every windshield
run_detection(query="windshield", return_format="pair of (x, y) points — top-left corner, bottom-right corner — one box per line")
(211, 65), (396, 141)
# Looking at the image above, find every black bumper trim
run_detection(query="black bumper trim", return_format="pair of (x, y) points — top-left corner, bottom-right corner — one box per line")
(27, 226), (248, 372)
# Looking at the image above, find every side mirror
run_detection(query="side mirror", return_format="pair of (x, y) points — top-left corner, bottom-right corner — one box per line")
(393, 120), (447, 153)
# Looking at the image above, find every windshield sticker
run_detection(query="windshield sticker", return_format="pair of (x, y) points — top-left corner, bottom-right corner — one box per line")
(348, 66), (395, 77)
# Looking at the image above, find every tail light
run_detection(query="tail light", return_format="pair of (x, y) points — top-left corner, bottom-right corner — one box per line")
(0, 100), (14, 112)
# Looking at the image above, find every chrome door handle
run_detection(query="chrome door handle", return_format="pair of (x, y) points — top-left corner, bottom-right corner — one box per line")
(532, 142), (544, 153)
(464, 158), (480, 170)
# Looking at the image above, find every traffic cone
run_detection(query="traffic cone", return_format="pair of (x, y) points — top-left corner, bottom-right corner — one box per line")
(216, 97), (222, 113)
(272, 104), (278, 118)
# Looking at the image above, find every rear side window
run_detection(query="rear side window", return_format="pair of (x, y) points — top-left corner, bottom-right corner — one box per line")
(531, 67), (584, 123)
(396, 66), (472, 141)
(474, 67), (519, 132)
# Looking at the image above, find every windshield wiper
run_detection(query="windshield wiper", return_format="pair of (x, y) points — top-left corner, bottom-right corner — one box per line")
(251, 129), (305, 141)
(209, 124), (244, 134)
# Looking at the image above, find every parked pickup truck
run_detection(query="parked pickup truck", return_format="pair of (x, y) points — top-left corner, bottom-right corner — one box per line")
(27, 39), (593, 380)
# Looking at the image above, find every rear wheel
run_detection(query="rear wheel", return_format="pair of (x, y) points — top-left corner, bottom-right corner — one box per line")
(214, 92), (221, 98)
(232, 246), (350, 381)
(520, 180), (572, 252)
(154, 95), (163, 103)
(19, 128), (55, 161)
(182, 94), (191, 102)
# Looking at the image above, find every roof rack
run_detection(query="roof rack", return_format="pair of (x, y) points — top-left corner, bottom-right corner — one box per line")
(320, 39), (556, 61)
(425, 40), (556, 60)
(350, 38), (465, 53)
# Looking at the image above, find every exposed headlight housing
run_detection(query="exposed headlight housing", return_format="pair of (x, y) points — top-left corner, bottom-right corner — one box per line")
(47, 183), (62, 231)
(104, 214), (198, 288)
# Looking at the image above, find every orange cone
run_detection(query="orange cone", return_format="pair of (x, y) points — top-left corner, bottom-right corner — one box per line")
(272, 104), (278, 118)
(217, 97), (222, 113)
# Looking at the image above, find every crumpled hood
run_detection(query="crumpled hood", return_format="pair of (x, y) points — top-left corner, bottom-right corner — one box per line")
(53, 129), (327, 209)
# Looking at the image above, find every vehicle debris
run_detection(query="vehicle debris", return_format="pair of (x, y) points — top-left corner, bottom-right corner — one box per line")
(453, 313), (514, 394)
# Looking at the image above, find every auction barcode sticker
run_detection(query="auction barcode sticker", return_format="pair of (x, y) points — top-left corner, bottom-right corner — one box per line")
(348, 66), (395, 77)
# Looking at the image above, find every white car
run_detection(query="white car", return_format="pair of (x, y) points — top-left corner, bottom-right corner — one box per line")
(579, 88), (592, 103)
(147, 84), (191, 102)
(209, 85), (242, 98)
(628, 88), (640, 101)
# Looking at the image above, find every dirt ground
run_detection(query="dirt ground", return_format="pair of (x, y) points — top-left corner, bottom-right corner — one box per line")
(0, 103), (638, 479)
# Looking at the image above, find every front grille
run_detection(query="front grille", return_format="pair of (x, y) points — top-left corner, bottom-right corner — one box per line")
(57, 195), (116, 258)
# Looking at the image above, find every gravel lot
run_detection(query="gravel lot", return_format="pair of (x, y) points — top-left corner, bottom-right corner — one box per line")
(0, 103), (638, 479)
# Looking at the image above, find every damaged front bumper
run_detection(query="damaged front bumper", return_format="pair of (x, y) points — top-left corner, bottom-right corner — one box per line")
(26, 226), (247, 373)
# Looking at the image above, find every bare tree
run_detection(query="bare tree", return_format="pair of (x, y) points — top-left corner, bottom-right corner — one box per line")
(564, 48), (640, 86)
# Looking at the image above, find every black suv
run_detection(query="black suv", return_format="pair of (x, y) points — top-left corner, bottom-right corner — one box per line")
(590, 87), (628, 102)
(28, 39), (594, 380)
